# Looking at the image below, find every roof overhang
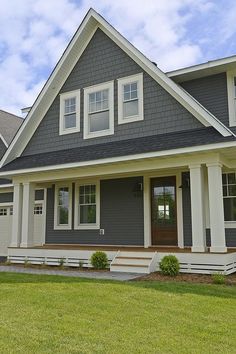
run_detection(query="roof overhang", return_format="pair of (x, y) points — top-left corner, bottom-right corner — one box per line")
(1, 140), (236, 179)
(167, 55), (236, 82)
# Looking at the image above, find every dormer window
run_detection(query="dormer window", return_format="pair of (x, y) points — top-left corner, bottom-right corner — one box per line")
(84, 81), (114, 139)
(118, 73), (143, 124)
(59, 90), (80, 135)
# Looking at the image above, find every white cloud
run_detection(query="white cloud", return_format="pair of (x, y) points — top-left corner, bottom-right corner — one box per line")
(0, 0), (227, 115)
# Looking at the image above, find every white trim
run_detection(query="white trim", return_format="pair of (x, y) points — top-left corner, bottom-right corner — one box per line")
(54, 182), (72, 230)
(59, 90), (80, 135)
(0, 184), (13, 189)
(176, 172), (184, 248)
(143, 176), (151, 248)
(118, 73), (143, 124)
(225, 221), (236, 228)
(167, 55), (236, 79)
(1, 140), (236, 178)
(74, 180), (100, 230)
(0, 133), (8, 148)
(0, 9), (233, 168)
(227, 70), (236, 127)
(83, 80), (114, 139)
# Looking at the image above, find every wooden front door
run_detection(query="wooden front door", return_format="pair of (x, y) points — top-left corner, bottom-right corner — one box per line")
(151, 176), (177, 246)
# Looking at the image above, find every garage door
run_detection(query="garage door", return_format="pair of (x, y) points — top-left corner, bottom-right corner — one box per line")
(0, 202), (45, 256)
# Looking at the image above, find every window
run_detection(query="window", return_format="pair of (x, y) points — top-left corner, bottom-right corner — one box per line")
(0, 208), (7, 216)
(84, 81), (114, 139)
(54, 184), (72, 229)
(34, 204), (43, 215)
(74, 182), (100, 229)
(118, 73), (143, 124)
(59, 90), (80, 135)
(227, 71), (236, 126)
(222, 172), (236, 221)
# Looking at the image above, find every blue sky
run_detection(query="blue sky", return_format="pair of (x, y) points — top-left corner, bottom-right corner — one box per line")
(0, 0), (236, 115)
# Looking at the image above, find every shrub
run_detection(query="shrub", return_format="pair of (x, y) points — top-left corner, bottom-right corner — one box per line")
(212, 272), (226, 285)
(159, 255), (180, 276)
(91, 251), (108, 269)
(78, 260), (84, 269)
(58, 258), (65, 268)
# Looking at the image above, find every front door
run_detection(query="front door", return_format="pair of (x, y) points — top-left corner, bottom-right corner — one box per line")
(151, 176), (177, 246)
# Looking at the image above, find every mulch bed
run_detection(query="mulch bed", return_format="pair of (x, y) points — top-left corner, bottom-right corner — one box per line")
(0, 263), (109, 272)
(135, 272), (236, 285)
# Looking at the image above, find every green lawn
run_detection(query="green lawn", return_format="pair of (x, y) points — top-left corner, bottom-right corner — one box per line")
(0, 273), (235, 354)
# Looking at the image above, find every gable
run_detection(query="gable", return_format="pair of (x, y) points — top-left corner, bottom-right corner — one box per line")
(22, 29), (203, 157)
(1, 9), (233, 168)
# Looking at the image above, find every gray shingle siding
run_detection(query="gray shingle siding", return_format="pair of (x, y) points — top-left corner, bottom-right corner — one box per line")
(206, 228), (236, 247)
(0, 192), (13, 203)
(45, 177), (144, 245)
(180, 73), (229, 127)
(22, 28), (202, 157)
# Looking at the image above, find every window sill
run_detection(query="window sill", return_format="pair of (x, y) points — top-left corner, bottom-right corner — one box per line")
(118, 114), (144, 125)
(54, 225), (72, 230)
(75, 224), (100, 230)
(84, 128), (114, 139)
(224, 221), (236, 228)
(59, 127), (80, 136)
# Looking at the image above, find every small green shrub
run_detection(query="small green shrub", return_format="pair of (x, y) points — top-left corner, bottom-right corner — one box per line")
(159, 255), (180, 276)
(91, 251), (108, 269)
(58, 258), (65, 268)
(212, 272), (226, 285)
(78, 260), (84, 269)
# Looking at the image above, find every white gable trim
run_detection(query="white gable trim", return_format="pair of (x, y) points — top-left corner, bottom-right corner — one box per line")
(0, 133), (8, 148)
(0, 9), (233, 168)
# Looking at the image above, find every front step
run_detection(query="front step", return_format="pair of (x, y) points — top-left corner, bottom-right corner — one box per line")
(110, 251), (157, 274)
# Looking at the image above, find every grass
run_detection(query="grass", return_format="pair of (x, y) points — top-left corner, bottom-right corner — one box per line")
(0, 273), (235, 354)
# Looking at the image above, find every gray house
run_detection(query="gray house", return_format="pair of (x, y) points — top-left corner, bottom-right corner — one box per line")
(0, 9), (236, 274)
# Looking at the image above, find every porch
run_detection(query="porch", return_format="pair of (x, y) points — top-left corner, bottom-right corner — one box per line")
(8, 245), (236, 275)
(5, 149), (236, 274)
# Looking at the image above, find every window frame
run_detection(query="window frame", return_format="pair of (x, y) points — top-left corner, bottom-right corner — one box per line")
(118, 73), (144, 124)
(222, 172), (236, 226)
(59, 90), (80, 135)
(74, 180), (100, 230)
(83, 81), (114, 139)
(54, 183), (72, 230)
(226, 70), (236, 127)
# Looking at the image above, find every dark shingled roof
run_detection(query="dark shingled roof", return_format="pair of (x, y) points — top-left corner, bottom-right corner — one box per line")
(0, 127), (235, 173)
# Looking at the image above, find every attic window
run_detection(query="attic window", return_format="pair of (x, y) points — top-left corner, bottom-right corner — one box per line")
(59, 90), (80, 135)
(118, 73), (144, 124)
(83, 81), (114, 139)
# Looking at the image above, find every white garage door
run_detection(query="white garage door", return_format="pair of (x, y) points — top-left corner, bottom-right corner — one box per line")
(0, 206), (13, 256)
(0, 202), (45, 256)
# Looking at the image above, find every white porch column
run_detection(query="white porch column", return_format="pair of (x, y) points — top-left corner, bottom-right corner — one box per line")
(20, 182), (35, 248)
(189, 164), (206, 252)
(143, 176), (151, 248)
(207, 163), (227, 253)
(10, 183), (23, 247)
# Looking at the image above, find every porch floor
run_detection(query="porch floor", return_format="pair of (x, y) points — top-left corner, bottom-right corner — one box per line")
(22, 244), (236, 253)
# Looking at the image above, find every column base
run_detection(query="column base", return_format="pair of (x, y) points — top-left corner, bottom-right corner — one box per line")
(9, 242), (20, 248)
(191, 246), (207, 253)
(210, 246), (227, 253)
(20, 243), (34, 248)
